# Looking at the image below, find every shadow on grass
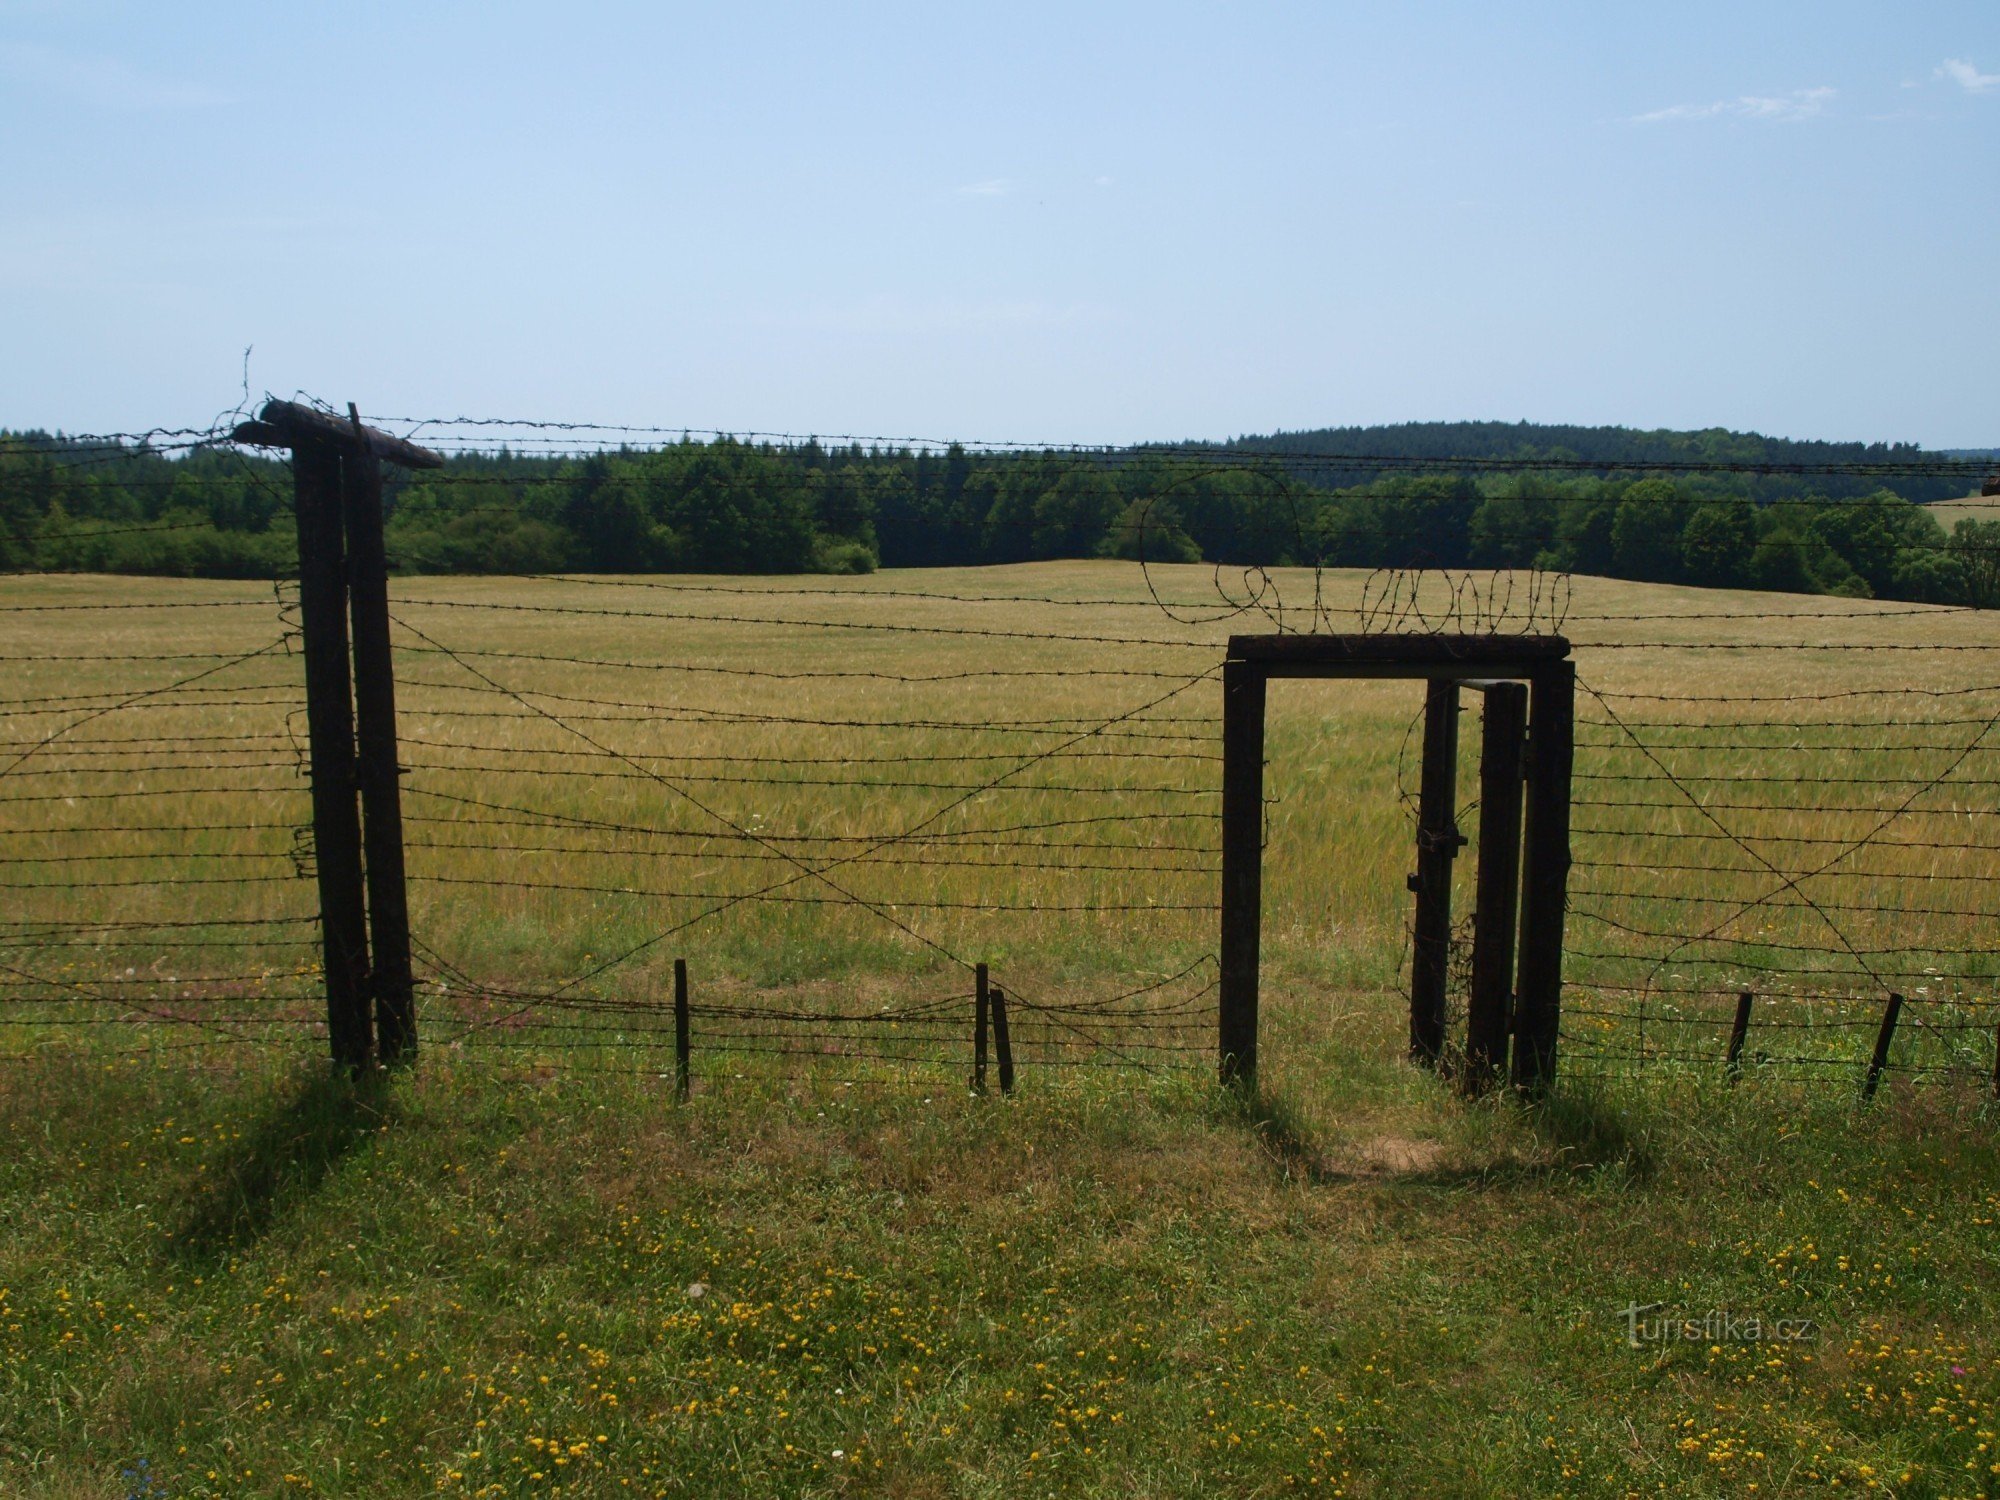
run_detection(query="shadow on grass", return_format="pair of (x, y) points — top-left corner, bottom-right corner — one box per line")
(1232, 1074), (1657, 1188)
(1237, 1087), (1335, 1184)
(171, 1066), (392, 1263)
(1523, 1083), (1658, 1183)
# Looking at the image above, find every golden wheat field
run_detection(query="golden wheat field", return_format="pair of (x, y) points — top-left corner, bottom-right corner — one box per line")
(3, 562), (1996, 1096)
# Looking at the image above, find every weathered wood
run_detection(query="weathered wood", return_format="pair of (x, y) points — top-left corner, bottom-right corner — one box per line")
(291, 443), (372, 1072)
(1215, 637), (1574, 1092)
(991, 983), (1014, 1095)
(1511, 661), (1575, 1095)
(674, 959), (690, 1101)
(228, 419), (288, 448)
(1863, 993), (1904, 1099)
(1229, 633), (1570, 680)
(233, 398), (444, 470)
(973, 962), (989, 1095)
(342, 410), (415, 1062)
(1465, 681), (1527, 1092)
(1408, 679), (1462, 1066)
(1726, 991), (1754, 1080)
(1218, 659), (1267, 1089)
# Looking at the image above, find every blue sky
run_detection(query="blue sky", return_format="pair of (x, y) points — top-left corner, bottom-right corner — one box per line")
(3, 2), (1995, 446)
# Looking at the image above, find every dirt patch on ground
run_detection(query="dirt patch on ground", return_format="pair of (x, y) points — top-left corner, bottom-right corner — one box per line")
(1338, 1133), (1449, 1175)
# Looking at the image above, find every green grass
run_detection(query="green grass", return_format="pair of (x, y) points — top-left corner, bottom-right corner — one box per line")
(3, 1036), (1997, 1498)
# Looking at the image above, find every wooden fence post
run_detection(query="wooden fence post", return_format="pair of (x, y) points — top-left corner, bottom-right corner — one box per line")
(1409, 679), (1463, 1067)
(342, 407), (416, 1062)
(1511, 661), (1574, 1096)
(1863, 993), (1903, 1100)
(235, 399), (442, 1074)
(674, 958), (691, 1101)
(1219, 660), (1266, 1090)
(290, 441), (372, 1072)
(1726, 991), (1754, 1081)
(973, 963), (989, 1095)
(991, 983), (1014, 1095)
(1465, 682), (1527, 1092)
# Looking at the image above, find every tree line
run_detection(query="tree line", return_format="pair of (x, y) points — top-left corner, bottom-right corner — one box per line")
(3, 424), (1995, 608)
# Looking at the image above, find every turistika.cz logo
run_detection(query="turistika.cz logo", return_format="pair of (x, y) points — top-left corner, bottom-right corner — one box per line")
(1618, 1302), (1818, 1348)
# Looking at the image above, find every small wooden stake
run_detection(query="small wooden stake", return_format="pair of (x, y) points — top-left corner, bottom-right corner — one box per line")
(1726, 991), (1754, 1081)
(973, 963), (989, 1095)
(674, 959), (690, 1102)
(1863, 993), (1903, 1100)
(991, 983), (1014, 1095)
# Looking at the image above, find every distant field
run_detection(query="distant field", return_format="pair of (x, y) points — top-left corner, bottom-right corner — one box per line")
(4, 563), (1994, 1068)
(1926, 492), (2000, 527)
(2, 564), (1997, 1497)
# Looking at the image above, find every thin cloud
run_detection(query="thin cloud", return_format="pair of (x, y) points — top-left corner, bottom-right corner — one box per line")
(955, 178), (1011, 198)
(1937, 58), (2000, 94)
(0, 40), (228, 109)
(1633, 86), (1834, 125)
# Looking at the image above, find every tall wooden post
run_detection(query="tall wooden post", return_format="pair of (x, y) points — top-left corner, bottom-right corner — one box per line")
(234, 399), (442, 1075)
(1408, 679), (1462, 1066)
(291, 442), (372, 1072)
(342, 411), (416, 1061)
(1465, 682), (1528, 1091)
(1219, 660), (1266, 1089)
(1511, 662), (1575, 1095)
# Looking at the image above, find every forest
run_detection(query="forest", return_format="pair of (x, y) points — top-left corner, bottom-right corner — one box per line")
(3, 421), (1995, 608)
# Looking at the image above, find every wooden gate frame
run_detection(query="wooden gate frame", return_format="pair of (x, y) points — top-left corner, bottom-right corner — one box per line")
(1218, 634), (1574, 1095)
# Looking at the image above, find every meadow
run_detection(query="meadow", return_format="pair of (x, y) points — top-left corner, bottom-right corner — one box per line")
(2, 562), (1997, 1497)
(1925, 495), (2000, 529)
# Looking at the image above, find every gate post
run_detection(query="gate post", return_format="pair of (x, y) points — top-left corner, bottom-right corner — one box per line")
(1511, 661), (1575, 1095)
(1465, 681), (1528, 1091)
(1408, 679), (1462, 1065)
(1219, 660), (1266, 1089)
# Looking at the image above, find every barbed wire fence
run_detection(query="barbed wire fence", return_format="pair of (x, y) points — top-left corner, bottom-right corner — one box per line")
(1, 401), (1996, 1098)
(1558, 678), (2000, 1089)
(381, 594), (1228, 1085)
(0, 579), (324, 1055)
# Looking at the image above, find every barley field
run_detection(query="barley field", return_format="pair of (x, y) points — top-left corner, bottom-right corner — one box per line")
(3, 565), (1998, 1498)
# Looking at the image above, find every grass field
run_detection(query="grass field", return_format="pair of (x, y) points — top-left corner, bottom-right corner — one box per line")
(1926, 495), (2000, 529)
(3, 563), (1998, 1497)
